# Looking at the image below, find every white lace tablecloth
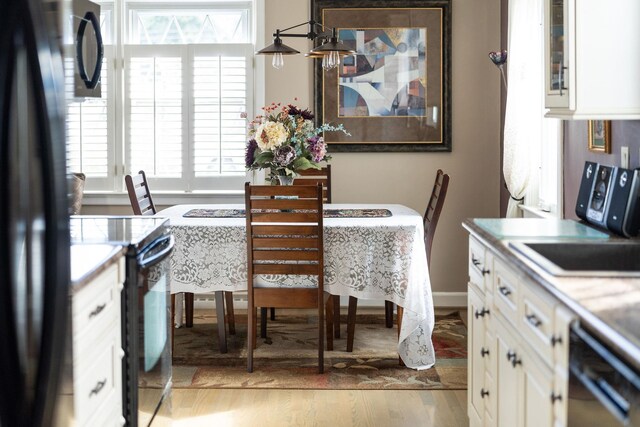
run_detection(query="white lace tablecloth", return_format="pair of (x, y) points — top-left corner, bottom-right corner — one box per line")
(156, 203), (435, 370)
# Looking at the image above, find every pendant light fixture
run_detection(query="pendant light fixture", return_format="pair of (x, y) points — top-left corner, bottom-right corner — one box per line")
(256, 20), (354, 70)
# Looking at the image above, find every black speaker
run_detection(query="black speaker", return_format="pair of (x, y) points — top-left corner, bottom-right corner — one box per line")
(575, 161), (597, 220)
(586, 165), (616, 227)
(606, 168), (633, 235)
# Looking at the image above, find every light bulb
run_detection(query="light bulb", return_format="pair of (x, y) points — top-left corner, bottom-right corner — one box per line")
(322, 55), (330, 71)
(272, 53), (284, 69)
(328, 51), (340, 69)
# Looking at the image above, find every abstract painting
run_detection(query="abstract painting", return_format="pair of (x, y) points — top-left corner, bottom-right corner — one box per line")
(338, 28), (427, 118)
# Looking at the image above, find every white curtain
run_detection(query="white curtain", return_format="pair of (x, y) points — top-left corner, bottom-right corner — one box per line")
(503, 0), (543, 217)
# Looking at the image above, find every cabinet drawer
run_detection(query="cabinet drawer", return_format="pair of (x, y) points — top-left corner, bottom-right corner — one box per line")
(520, 283), (556, 364)
(73, 263), (120, 340)
(74, 330), (120, 425)
(469, 237), (492, 293)
(492, 258), (519, 326)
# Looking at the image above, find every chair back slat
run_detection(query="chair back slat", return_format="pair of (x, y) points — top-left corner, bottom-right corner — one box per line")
(252, 225), (318, 236)
(424, 169), (450, 265)
(253, 250), (320, 261)
(253, 264), (321, 275)
(125, 170), (156, 216)
(252, 237), (319, 249)
(251, 198), (319, 210)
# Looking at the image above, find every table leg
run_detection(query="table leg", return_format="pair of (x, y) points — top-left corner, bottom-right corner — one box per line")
(397, 305), (405, 366)
(225, 291), (236, 335)
(215, 291), (228, 353)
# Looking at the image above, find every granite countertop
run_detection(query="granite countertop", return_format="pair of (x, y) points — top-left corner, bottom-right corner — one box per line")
(71, 244), (126, 291)
(463, 218), (640, 371)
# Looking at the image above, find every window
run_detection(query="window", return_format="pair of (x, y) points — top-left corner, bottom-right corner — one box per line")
(65, 1), (255, 193)
(505, 0), (562, 218)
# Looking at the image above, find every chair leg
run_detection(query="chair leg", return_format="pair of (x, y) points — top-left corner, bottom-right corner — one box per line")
(333, 295), (341, 338)
(260, 307), (268, 338)
(170, 294), (175, 356)
(346, 296), (358, 352)
(319, 294), (326, 374)
(214, 291), (227, 354)
(270, 307), (276, 321)
(384, 300), (394, 328)
(224, 291), (236, 335)
(247, 307), (255, 373)
(185, 292), (194, 328)
(325, 296), (334, 351)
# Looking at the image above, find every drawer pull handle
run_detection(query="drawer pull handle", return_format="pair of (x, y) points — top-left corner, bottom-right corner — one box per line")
(471, 257), (490, 275)
(480, 388), (490, 398)
(498, 286), (512, 297)
(89, 378), (107, 398)
(526, 314), (542, 328)
(511, 356), (522, 368)
(550, 335), (562, 346)
(550, 393), (562, 403)
(89, 303), (106, 319)
(480, 347), (490, 358)
(474, 308), (490, 319)
(507, 350), (522, 367)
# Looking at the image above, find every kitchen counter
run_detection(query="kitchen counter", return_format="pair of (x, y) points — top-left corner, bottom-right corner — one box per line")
(70, 243), (125, 291)
(463, 218), (640, 371)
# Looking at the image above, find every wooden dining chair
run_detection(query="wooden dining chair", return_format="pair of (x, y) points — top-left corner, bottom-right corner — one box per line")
(345, 169), (450, 352)
(245, 182), (333, 373)
(125, 170), (235, 353)
(261, 165), (341, 339)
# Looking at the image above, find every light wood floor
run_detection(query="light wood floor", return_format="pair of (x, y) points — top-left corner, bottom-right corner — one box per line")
(162, 388), (468, 427)
(155, 307), (469, 427)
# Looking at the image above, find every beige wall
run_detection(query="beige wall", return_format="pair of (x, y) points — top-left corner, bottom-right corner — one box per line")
(86, 0), (503, 297)
(263, 0), (502, 295)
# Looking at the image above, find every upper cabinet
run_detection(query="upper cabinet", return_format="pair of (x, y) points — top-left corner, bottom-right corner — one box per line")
(544, 0), (640, 119)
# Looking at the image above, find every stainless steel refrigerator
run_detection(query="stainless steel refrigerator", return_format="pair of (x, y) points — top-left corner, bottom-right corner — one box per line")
(0, 0), (71, 426)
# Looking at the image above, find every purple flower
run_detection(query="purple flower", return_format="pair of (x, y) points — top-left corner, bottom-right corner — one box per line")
(488, 50), (507, 66)
(307, 136), (327, 162)
(245, 138), (258, 167)
(287, 104), (314, 121)
(273, 145), (296, 167)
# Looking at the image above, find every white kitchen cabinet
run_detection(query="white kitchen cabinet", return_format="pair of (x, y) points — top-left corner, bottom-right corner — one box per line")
(72, 258), (125, 427)
(466, 235), (573, 427)
(468, 286), (492, 427)
(544, 0), (640, 119)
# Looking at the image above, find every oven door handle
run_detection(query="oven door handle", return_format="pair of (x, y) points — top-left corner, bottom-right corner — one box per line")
(571, 363), (630, 423)
(137, 235), (174, 270)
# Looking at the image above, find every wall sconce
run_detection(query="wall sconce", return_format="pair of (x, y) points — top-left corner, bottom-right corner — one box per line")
(256, 20), (355, 71)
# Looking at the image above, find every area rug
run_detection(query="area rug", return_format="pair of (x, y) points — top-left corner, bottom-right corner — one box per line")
(156, 310), (467, 390)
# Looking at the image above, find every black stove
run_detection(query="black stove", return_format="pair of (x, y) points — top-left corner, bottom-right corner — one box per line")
(70, 215), (173, 427)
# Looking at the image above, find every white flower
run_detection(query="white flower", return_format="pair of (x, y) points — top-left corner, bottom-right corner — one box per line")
(255, 121), (288, 150)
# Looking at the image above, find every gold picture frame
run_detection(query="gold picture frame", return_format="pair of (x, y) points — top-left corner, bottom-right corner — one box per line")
(311, 0), (452, 152)
(587, 120), (611, 153)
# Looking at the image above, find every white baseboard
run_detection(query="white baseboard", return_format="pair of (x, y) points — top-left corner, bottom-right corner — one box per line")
(191, 291), (467, 310)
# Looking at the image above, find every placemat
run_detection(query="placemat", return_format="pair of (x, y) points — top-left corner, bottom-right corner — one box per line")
(183, 208), (393, 218)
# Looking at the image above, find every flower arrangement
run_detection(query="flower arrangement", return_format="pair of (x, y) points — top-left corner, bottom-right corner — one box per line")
(244, 101), (348, 181)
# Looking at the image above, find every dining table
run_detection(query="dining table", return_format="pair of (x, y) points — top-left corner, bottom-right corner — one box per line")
(156, 203), (436, 370)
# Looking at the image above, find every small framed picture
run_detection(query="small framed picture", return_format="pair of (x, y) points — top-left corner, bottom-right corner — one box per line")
(587, 120), (611, 153)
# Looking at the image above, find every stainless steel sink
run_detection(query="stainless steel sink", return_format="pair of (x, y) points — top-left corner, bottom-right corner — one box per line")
(509, 241), (640, 277)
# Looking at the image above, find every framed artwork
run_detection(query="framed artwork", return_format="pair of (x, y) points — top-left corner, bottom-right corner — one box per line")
(587, 120), (611, 153)
(311, 0), (452, 152)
